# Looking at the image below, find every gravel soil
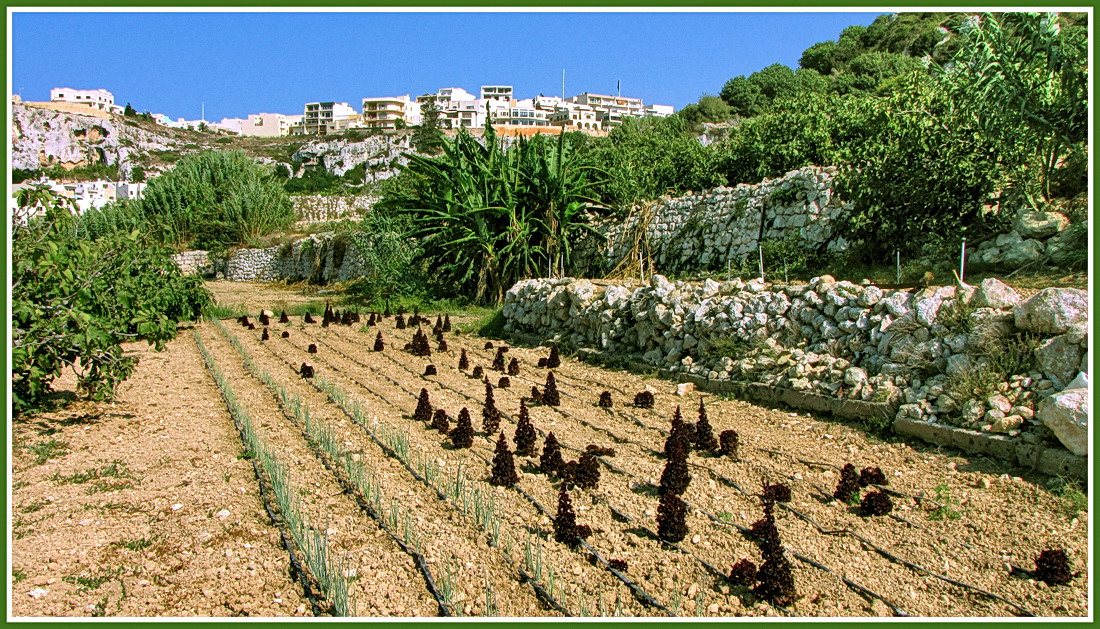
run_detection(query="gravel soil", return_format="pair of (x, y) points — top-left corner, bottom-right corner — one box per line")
(11, 292), (1089, 618)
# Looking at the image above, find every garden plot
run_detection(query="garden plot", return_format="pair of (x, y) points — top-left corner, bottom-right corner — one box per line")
(11, 305), (1088, 617)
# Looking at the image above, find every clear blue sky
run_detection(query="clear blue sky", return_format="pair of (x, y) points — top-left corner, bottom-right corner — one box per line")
(12, 10), (885, 121)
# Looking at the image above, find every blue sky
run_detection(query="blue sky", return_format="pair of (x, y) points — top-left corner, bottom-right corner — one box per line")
(11, 10), (884, 121)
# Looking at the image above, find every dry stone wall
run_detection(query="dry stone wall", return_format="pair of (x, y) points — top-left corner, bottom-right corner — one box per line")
(582, 166), (852, 274)
(175, 232), (368, 284)
(291, 194), (377, 224)
(503, 275), (1089, 457)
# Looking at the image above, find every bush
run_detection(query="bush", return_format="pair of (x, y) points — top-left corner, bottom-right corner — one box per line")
(136, 150), (295, 251)
(12, 187), (211, 414)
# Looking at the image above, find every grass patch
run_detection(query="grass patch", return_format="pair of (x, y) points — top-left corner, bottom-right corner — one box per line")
(51, 460), (136, 486)
(63, 568), (120, 591)
(1049, 477), (1088, 517)
(27, 438), (69, 464)
(20, 498), (50, 513)
(476, 308), (506, 338)
(707, 335), (753, 360)
(13, 568), (26, 584)
(115, 536), (156, 552)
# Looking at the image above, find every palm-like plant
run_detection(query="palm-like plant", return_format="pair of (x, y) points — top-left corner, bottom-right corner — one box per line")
(381, 128), (605, 304)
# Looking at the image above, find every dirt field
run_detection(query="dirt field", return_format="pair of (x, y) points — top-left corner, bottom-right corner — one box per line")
(10, 284), (1089, 618)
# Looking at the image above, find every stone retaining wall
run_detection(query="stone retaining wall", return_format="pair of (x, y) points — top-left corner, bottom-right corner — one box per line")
(291, 194), (377, 224)
(502, 274), (1089, 460)
(173, 232), (369, 284)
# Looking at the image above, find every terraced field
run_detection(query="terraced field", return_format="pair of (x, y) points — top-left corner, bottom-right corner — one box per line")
(10, 290), (1089, 617)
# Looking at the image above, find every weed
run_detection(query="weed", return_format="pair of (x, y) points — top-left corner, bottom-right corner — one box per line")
(13, 568), (26, 583)
(928, 483), (962, 521)
(20, 498), (50, 513)
(1049, 477), (1088, 517)
(708, 336), (752, 360)
(51, 460), (136, 486)
(64, 568), (120, 590)
(117, 537), (156, 552)
(27, 438), (69, 464)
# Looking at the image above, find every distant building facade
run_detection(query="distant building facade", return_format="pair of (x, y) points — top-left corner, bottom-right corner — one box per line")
(49, 88), (124, 115)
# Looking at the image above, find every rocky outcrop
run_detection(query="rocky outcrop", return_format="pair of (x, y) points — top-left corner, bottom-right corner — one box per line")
(971, 207), (1082, 270)
(11, 103), (184, 180)
(291, 135), (417, 182)
(1038, 374), (1089, 456)
(503, 274), (1089, 456)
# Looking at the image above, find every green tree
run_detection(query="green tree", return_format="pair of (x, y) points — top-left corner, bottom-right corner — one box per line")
(130, 165), (146, 182)
(676, 95), (732, 129)
(136, 150), (295, 250)
(12, 187), (211, 414)
(719, 76), (765, 117)
(938, 12), (1087, 203)
(412, 95), (445, 155)
(124, 103), (137, 117)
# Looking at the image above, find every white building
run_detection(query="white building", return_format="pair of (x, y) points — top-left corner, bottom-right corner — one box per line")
(480, 85), (513, 101)
(295, 102), (358, 135)
(49, 88), (124, 115)
(361, 95), (421, 131)
(644, 104), (675, 118)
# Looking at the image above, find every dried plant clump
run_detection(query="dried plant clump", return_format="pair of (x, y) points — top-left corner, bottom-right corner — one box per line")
(472, 366), (484, 380)
(608, 559), (628, 572)
(546, 346), (561, 369)
(414, 388), (433, 422)
(308, 344), (318, 354)
(754, 554), (797, 606)
(537, 357), (548, 368)
(585, 444), (615, 457)
(374, 332), (385, 352)
(541, 372), (561, 406)
(656, 492), (689, 543)
(482, 381), (501, 434)
(281, 331), (290, 339)
(834, 463), (861, 503)
(395, 314), (406, 329)
(489, 432), (519, 487)
(492, 347), (507, 371)
(554, 485), (590, 547)
(539, 432), (565, 476)
(237, 315), (250, 327)
(368, 313), (377, 327)
(633, 391), (655, 408)
(484, 341), (494, 350)
(1034, 549), (1076, 586)
(259, 312), (271, 327)
(507, 357), (520, 376)
(430, 409), (451, 434)
(247, 323), (256, 330)
(458, 349), (470, 371)
(762, 483), (792, 504)
(423, 364), (437, 377)
(859, 490), (894, 517)
(451, 408), (474, 448)
(278, 310), (289, 324)
(261, 328), (270, 341)
(859, 466), (888, 487)
(304, 312), (316, 324)
(728, 559), (758, 587)
(513, 400), (537, 457)
(563, 452), (601, 490)
(438, 338), (448, 352)
(443, 314), (452, 332)
(530, 385), (543, 404)
(694, 399), (719, 452)
(597, 391), (613, 408)
(409, 329), (432, 357)
(497, 376), (511, 389)
(719, 430), (740, 459)
(659, 429), (691, 496)
(299, 363), (315, 379)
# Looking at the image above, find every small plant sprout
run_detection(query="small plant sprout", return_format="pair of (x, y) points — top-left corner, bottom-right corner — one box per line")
(489, 432), (519, 487)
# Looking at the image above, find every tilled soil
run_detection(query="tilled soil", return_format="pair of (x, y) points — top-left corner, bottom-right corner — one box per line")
(11, 308), (1089, 618)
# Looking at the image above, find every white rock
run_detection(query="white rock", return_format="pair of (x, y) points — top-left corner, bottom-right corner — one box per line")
(1014, 287), (1089, 334)
(973, 278), (1021, 310)
(1037, 385), (1089, 456)
(216, 509), (231, 518)
(676, 383), (694, 397)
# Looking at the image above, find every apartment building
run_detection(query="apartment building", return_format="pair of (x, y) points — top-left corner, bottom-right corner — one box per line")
(49, 88), (124, 115)
(480, 85), (513, 101)
(569, 92), (646, 119)
(547, 104), (599, 131)
(295, 101), (357, 135)
(644, 104), (675, 118)
(361, 95), (421, 131)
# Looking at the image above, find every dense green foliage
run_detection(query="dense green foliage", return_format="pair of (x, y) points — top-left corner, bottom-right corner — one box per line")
(412, 96), (445, 155)
(12, 187), (212, 414)
(136, 150), (295, 250)
(380, 127), (604, 304)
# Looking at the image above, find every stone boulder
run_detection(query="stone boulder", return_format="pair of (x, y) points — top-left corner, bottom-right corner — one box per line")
(999, 238), (1045, 267)
(1014, 209), (1069, 239)
(1014, 287), (1089, 334)
(1034, 334), (1086, 386)
(973, 278), (1021, 310)
(1037, 379), (1089, 456)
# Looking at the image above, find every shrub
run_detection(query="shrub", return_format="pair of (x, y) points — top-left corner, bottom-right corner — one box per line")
(719, 430), (740, 458)
(489, 432), (519, 487)
(451, 408), (474, 449)
(541, 372), (561, 406)
(539, 432), (565, 476)
(597, 391), (613, 408)
(513, 400), (537, 457)
(656, 493), (689, 543)
(633, 391), (655, 408)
